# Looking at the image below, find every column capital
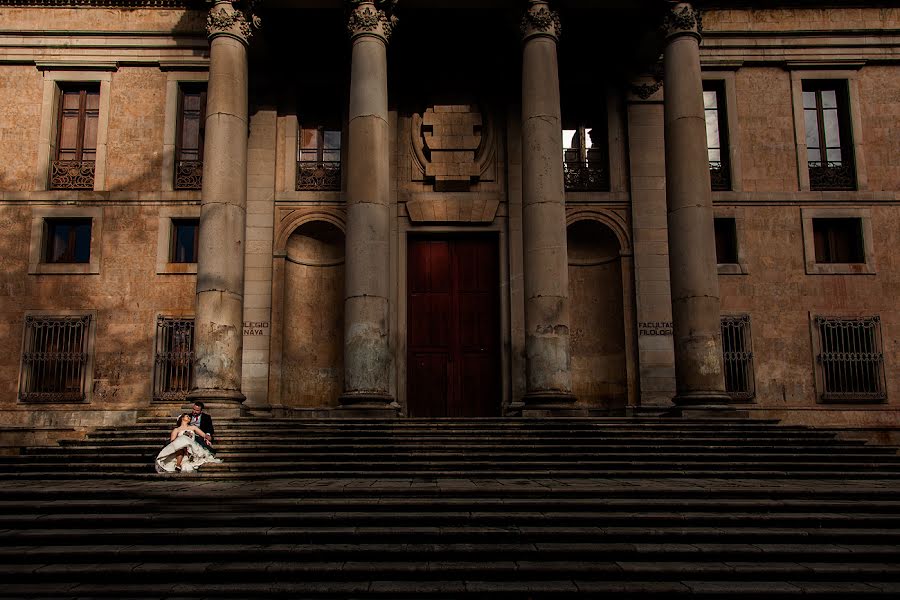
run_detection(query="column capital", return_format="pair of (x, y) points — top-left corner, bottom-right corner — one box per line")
(347, 0), (398, 44)
(206, 0), (261, 46)
(662, 1), (702, 43)
(521, 0), (561, 43)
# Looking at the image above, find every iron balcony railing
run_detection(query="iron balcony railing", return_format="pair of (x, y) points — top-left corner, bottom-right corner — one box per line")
(809, 160), (855, 191)
(50, 160), (95, 190)
(175, 160), (203, 190)
(563, 160), (609, 192)
(296, 161), (341, 191)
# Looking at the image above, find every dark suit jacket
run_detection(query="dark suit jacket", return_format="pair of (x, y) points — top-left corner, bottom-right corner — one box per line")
(195, 413), (214, 438)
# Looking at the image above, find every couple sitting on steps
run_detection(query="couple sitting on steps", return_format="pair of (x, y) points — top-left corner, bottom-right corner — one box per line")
(155, 401), (222, 473)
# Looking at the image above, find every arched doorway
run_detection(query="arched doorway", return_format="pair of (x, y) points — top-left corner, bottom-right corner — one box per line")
(279, 220), (345, 409)
(567, 219), (628, 413)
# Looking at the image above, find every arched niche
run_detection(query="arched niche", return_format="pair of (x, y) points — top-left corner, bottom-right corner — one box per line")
(279, 220), (345, 409)
(567, 219), (628, 414)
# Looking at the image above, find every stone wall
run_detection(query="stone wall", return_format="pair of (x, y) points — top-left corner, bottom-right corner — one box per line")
(106, 68), (167, 192)
(858, 66), (900, 192)
(705, 8), (900, 32)
(0, 66), (43, 192)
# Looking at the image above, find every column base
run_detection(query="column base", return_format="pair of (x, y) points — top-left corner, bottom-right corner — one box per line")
(185, 389), (246, 418)
(521, 391), (586, 417)
(666, 391), (748, 418)
(337, 392), (400, 418)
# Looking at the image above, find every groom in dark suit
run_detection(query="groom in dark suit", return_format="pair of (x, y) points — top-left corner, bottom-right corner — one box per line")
(189, 401), (215, 453)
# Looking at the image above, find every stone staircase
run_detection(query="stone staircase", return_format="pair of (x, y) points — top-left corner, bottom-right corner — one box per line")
(0, 417), (898, 597)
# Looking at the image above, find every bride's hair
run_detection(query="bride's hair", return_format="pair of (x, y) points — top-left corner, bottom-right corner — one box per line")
(175, 413), (190, 427)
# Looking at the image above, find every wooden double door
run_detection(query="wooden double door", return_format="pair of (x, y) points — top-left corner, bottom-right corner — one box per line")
(407, 236), (500, 417)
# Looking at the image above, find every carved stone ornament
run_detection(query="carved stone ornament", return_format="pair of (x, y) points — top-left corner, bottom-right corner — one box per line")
(206, 0), (261, 43)
(347, 0), (398, 43)
(662, 2), (702, 39)
(521, 1), (561, 41)
(630, 81), (663, 100)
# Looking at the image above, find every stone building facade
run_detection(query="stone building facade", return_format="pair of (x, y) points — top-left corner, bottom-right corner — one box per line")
(0, 0), (898, 443)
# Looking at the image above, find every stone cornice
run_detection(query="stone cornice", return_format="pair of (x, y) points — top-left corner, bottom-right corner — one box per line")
(0, 0), (198, 6)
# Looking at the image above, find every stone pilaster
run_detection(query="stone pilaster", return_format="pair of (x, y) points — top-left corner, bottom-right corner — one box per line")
(188, 0), (258, 416)
(662, 2), (732, 414)
(339, 0), (398, 413)
(520, 0), (577, 414)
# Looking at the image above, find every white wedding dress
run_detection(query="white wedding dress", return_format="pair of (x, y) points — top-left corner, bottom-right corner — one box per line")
(155, 430), (222, 473)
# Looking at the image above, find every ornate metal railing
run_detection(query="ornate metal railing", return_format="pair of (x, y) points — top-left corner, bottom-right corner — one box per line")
(709, 159), (731, 191)
(720, 314), (755, 400)
(175, 160), (203, 190)
(296, 161), (341, 191)
(815, 316), (886, 402)
(19, 315), (90, 402)
(809, 160), (855, 191)
(152, 316), (195, 402)
(563, 161), (609, 192)
(50, 160), (95, 190)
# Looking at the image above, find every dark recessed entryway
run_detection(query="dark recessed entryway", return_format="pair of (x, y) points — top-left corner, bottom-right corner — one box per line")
(407, 236), (500, 417)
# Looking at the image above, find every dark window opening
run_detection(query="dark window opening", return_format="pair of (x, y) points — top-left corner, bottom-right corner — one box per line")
(562, 121), (610, 192)
(803, 81), (855, 190)
(813, 218), (864, 264)
(170, 218), (200, 263)
(51, 84), (99, 189)
(44, 218), (91, 264)
(714, 218), (739, 265)
(703, 81), (731, 191)
(297, 123), (342, 191)
(175, 83), (207, 190)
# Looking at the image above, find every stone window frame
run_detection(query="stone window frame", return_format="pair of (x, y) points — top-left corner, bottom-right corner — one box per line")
(808, 312), (887, 404)
(156, 205), (201, 274)
(17, 309), (98, 404)
(800, 207), (875, 275)
(161, 71), (209, 192)
(788, 68), (868, 192)
(35, 68), (113, 192)
(702, 71), (743, 193)
(713, 209), (748, 275)
(28, 205), (103, 275)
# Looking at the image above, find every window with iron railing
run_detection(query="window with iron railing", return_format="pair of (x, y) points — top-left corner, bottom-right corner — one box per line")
(562, 124), (609, 192)
(19, 315), (91, 402)
(175, 83), (206, 190)
(720, 315), (754, 400)
(152, 316), (195, 402)
(297, 125), (341, 191)
(52, 85), (99, 190)
(803, 81), (855, 191)
(703, 81), (731, 191)
(814, 316), (886, 402)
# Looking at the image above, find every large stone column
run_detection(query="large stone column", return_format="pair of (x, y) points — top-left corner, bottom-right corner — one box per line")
(662, 2), (731, 413)
(520, 0), (577, 414)
(188, 0), (255, 416)
(339, 0), (398, 413)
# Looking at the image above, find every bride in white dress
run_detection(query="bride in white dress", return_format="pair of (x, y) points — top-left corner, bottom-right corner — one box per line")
(155, 414), (222, 473)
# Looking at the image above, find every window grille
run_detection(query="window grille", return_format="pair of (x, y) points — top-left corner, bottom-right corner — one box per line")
(153, 317), (195, 402)
(720, 314), (754, 400)
(815, 316), (886, 402)
(19, 315), (91, 402)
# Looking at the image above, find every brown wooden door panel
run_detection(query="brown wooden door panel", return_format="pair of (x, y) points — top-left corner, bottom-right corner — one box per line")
(407, 236), (499, 417)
